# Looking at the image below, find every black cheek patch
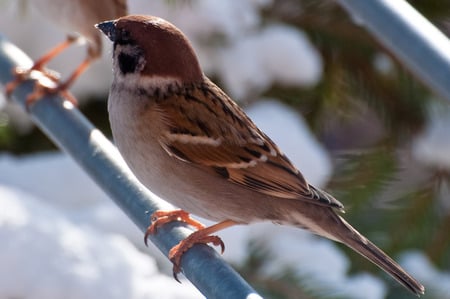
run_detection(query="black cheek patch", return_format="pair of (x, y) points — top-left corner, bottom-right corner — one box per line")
(118, 52), (141, 75)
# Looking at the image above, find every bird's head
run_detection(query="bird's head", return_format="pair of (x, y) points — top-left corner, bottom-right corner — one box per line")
(96, 15), (203, 85)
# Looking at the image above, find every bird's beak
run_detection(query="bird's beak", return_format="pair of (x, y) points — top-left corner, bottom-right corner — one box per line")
(96, 20), (116, 42)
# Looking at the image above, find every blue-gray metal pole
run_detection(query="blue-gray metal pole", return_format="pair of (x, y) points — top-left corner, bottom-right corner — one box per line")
(0, 35), (262, 299)
(337, 0), (450, 103)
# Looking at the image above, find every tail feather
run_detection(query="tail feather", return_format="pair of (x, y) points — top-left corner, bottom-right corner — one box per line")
(292, 206), (425, 295)
(336, 216), (424, 296)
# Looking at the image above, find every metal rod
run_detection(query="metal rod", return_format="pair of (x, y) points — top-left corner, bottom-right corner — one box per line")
(337, 0), (450, 102)
(0, 34), (262, 299)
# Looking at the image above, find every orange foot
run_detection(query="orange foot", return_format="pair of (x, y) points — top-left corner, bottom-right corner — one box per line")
(5, 36), (91, 110)
(24, 81), (78, 110)
(5, 66), (78, 111)
(144, 209), (205, 244)
(5, 37), (75, 101)
(169, 231), (224, 282)
(144, 209), (237, 281)
(5, 67), (60, 96)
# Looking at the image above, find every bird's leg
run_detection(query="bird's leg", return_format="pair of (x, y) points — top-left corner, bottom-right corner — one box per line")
(52, 55), (93, 93)
(24, 83), (78, 111)
(6, 34), (95, 109)
(144, 210), (237, 281)
(5, 35), (79, 97)
(145, 209), (205, 241)
(28, 35), (80, 75)
(168, 219), (237, 281)
(24, 55), (94, 108)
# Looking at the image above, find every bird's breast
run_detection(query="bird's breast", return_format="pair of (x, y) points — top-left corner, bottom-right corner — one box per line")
(108, 82), (180, 198)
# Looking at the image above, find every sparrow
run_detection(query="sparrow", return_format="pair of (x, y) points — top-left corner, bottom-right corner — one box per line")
(97, 15), (425, 295)
(6, 0), (128, 106)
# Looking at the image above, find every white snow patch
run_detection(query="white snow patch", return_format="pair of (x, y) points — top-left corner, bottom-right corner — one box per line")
(0, 153), (107, 208)
(412, 102), (450, 170)
(400, 251), (450, 298)
(373, 52), (394, 75)
(0, 153), (169, 265)
(218, 24), (322, 99)
(0, 185), (201, 299)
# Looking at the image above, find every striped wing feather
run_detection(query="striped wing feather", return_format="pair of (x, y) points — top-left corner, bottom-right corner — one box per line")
(156, 79), (343, 209)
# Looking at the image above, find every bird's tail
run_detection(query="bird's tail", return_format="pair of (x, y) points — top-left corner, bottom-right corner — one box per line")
(325, 214), (424, 295)
(290, 203), (425, 295)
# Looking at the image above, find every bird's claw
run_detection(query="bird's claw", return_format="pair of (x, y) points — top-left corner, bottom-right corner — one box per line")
(144, 209), (205, 246)
(5, 66), (76, 111)
(169, 234), (225, 282)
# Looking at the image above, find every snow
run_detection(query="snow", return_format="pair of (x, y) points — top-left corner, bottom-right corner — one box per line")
(0, 184), (201, 299)
(0, 153), (157, 256)
(0, 153), (107, 208)
(0, 92), (4, 110)
(373, 52), (394, 75)
(400, 251), (450, 298)
(217, 24), (322, 99)
(412, 102), (450, 170)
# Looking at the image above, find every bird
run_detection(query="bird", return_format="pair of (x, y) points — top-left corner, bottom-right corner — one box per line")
(6, 0), (128, 106)
(96, 15), (425, 295)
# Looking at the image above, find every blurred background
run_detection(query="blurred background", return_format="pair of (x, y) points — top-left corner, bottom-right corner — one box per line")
(0, 0), (449, 298)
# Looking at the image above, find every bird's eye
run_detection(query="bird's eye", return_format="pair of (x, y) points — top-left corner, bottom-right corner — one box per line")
(119, 29), (131, 42)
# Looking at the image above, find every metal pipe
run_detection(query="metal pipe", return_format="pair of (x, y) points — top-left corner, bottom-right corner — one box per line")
(0, 34), (262, 299)
(337, 0), (450, 102)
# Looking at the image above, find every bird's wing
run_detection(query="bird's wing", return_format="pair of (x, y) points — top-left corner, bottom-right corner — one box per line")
(156, 79), (344, 209)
